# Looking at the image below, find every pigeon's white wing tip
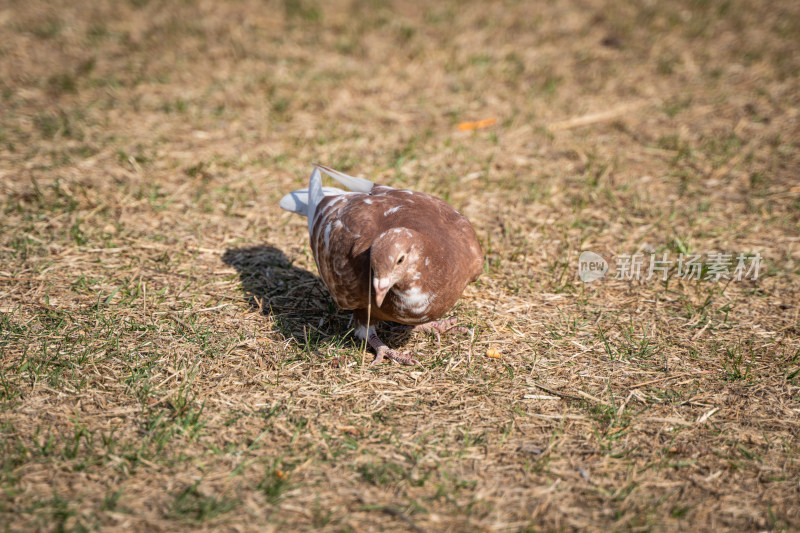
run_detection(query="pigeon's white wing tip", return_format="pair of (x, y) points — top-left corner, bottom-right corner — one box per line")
(280, 190), (310, 216)
(314, 164), (374, 193)
(281, 187), (347, 217)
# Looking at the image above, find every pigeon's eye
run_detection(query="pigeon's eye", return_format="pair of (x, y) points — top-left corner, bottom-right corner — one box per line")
(397, 256), (405, 264)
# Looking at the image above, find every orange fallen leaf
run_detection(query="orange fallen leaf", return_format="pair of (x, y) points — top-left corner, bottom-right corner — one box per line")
(458, 117), (496, 131)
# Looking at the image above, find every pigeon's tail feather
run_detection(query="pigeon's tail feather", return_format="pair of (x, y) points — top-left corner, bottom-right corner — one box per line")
(280, 186), (346, 217)
(307, 166), (325, 233)
(315, 164), (374, 193)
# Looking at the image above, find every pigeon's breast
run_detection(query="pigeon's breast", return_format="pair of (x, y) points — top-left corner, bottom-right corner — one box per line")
(388, 283), (434, 323)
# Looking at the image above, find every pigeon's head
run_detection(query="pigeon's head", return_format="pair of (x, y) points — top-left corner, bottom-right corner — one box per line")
(370, 227), (421, 307)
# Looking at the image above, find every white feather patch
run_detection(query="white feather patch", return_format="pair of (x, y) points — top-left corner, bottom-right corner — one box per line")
(323, 222), (332, 248)
(395, 284), (431, 314)
(354, 325), (376, 340)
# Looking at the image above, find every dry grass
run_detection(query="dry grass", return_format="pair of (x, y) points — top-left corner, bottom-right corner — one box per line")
(1, 0), (799, 531)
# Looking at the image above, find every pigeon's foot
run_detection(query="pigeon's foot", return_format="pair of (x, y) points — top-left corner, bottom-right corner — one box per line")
(411, 318), (471, 342)
(372, 346), (419, 366)
(368, 328), (419, 366)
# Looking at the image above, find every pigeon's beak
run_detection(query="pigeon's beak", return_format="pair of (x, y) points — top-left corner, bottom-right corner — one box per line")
(373, 277), (392, 307)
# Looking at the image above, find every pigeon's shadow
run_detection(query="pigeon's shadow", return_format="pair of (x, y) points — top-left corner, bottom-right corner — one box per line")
(221, 245), (413, 354)
(221, 245), (342, 346)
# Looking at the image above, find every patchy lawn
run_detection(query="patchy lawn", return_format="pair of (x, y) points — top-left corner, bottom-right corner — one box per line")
(1, 0), (799, 531)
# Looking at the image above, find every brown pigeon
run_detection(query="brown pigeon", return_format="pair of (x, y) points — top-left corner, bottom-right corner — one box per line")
(280, 164), (483, 365)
